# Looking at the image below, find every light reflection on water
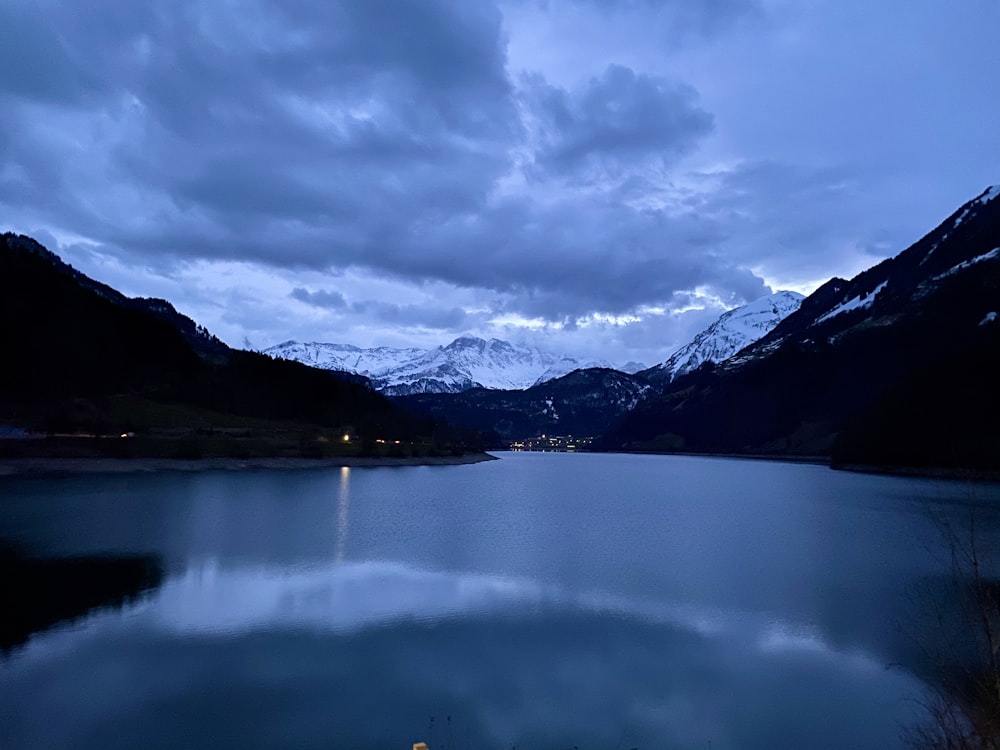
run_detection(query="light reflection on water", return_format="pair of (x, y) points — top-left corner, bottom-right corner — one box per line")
(335, 465), (350, 563)
(1, 452), (997, 749)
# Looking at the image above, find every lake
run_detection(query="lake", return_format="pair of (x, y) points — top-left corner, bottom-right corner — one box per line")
(1, 452), (998, 749)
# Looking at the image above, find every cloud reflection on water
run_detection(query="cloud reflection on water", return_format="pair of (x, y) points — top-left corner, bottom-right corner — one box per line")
(134, 558), (882, 672)
(2, 559), (927, 750)
(3, 451), (966, 749)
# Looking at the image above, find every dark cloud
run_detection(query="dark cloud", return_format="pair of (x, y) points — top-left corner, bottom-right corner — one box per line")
(350, 300), (471, 331)
(290, 287), (346, 310)
(523, 65), (713, 178)
(365, 193), (766, 320)
(9, 0), (985, 363)
(0, 3), (102, 104)
(511, 0), (763, 38)
(291, 287), (472, 331)
(683, 161), (904, 286)
(0, 0), (519, 251)
(0, 0), (758, 326)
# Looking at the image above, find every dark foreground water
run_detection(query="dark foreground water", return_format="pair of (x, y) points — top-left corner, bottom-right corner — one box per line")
(1, 452), (998, 749)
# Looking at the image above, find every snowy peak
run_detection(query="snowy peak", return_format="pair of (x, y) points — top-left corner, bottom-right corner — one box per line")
(372, 336), (558, 394)
(531, 356), (616, 387)
(643, 291), (804, 383)
(263, 340), (424, 376)
(263, 335), (604, 395)
(602, 182), (1000, 464)
(268, 292), (803, 397)
(744, 183), (1000, 350)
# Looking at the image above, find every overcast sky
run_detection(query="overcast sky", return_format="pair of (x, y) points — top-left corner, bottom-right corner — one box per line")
(2, 0), (998, 366)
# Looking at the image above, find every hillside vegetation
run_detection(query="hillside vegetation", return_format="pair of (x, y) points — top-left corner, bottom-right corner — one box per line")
(0, 234), (480, 459)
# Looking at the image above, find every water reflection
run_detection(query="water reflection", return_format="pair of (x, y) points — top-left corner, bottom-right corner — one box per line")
(0, 560), (925, 750)
(2, 454), (996, 749)
(148, 562), (544, 636)
(335, 466), (350, 563)
(124, 558), (886, 674)
(0, 542), (163, 652)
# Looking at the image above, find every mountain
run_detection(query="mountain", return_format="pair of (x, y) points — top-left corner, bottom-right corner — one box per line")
(1, 233), (206, 403)
(273, 299), (822, 398)
(600, 184), (1000, 471)
(0, 233), (467, 456)
(2, 234), (229, 360)
(263, 340), (426, 377)
(641, 290), (804, 384)
(396, 367), (651, 444)
(620, 361), (648, 374)
(387, 292), (803, 442)
(265, 335), (612, 395)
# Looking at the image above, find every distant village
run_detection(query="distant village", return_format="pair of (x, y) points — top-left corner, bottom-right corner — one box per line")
(509, 435), (594, 452)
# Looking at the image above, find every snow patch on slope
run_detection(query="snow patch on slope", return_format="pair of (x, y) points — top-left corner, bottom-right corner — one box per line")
(531, 357), (615, 387)
(815, 281), (888, 324)
(953, 186), (999, 229)
(977, 185), (1000, 205)
(932, 247), (1000, 280)
(923, 186), (999, 265)
(649, 291), (804, 381)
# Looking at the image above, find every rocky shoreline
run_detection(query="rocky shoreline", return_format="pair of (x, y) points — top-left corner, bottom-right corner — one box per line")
(0, 452), (499, 477)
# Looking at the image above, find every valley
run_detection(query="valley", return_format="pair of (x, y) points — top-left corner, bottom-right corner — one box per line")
(2, 183), (999, 474)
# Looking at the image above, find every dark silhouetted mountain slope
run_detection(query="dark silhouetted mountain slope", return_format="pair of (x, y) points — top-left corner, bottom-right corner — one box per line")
(0, 233), (437, 448)
(601, 185), (1000, 470)
(396, 367), (650, 443)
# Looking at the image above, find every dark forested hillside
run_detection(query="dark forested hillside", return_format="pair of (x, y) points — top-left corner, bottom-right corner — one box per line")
(600, 186), (1000, 471)
(0, 233), (459, 454)
(1, 234), (206, 401)
(396, 367), (650, 444)
(830, 324), (1000, 470)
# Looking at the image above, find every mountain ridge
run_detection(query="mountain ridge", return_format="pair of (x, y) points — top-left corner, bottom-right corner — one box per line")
(600, 183), (1000, 470)
(395, 367), (651, 444)
(640, 290), (804, 384)
(0, 233), (482, 457)
(264, 335), (615, 395)
(3, 234), (229, 359)
(266, 289), (806, 396)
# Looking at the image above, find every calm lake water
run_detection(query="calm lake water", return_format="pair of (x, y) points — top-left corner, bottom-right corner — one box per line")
(1, 452), (999, 749)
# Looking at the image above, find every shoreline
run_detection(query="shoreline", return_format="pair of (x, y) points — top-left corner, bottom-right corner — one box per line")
(5, 450), (993, 483)
(599, 449), (830, 467)
(600, 449), (1000, 482)
(0, 452), (499, 478)
(831, 462), (1000, 483)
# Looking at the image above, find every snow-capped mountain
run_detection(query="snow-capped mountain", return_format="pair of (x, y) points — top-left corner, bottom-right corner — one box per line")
(641, 290), (804, 384)
(530, 356), (617, 387)
(397, 367), (652, 441)
(727, 182), (1000, 367)
(264, 340), (426, 376)
(604, 183), (1000, 465)
(263, 335), (608, 395)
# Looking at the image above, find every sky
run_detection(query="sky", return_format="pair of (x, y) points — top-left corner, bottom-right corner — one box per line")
(2, 0), (998, 367)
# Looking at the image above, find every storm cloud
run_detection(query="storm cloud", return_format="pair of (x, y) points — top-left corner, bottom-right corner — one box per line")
(523, 65), (714, 178)
(2, 0), (998, 364)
